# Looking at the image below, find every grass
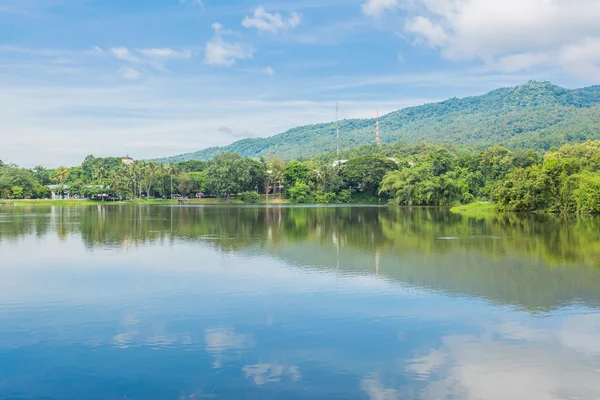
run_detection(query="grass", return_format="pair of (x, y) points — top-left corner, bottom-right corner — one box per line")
(450, 202), (499, 215)
(186, 196), (289, 205)
(0, 199), (178, 207)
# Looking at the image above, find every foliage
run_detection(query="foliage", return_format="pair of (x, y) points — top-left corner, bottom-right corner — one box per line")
(241, 191), (261, 203)
(11, 186), (24, 199)
(493, 141), (600, 212)
(204, 153), (266, 199)
(288, 182), (311, 204)
(283, 161), (311, 191)
(177, 172), (193, 196)
(341, 155), (399, 196)
(0, 166), (37, 198)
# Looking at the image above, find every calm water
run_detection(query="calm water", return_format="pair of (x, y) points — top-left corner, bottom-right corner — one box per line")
(1, 205), (600, 400)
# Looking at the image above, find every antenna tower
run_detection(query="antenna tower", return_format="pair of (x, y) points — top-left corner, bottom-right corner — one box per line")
(376, 109), (381, 145)
(336, 102), (340, 157)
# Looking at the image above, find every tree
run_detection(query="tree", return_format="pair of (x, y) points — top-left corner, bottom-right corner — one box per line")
(266, 156), (285, 196)
(56, 167), (69, 184)
(283, 161), (311, 193)
(177, 160), (206, 172)
(288, 181), (311, 203)
(0, 159), (3, 167)
(167, 162), (176, 198)
(2, 188), (10, 199)
(0, 166), (38, 198)
(145, 162), (158, 198)
(341, 155), (399, 196)
(205, 153), (254, 200)
(177, 172), (193, 196)
(11, 186), (23, 199)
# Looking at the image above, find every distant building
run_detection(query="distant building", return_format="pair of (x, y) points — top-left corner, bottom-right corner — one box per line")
(122, 155), (134, 165)
(332, 160), (349, 168)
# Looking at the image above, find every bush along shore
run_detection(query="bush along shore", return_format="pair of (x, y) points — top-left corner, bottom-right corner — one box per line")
(2, 140), (600, 213)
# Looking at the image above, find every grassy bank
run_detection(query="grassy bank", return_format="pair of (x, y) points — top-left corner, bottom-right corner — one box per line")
(0, 199), (178, 207)
(186, 197), (289, 205)
(450, 202), (499, 215)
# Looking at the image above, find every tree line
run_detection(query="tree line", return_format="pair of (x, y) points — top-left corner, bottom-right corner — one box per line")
(2, 140), (600, 212)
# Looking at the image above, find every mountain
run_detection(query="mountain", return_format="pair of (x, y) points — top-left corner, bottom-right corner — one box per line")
(155, 81), (600, 162)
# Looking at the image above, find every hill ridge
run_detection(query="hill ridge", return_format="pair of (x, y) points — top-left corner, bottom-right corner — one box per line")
(154, 81), (600, 162)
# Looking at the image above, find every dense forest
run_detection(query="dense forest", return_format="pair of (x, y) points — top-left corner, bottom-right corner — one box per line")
(155, 81), (600, 163)
(3, 140), (600, 213)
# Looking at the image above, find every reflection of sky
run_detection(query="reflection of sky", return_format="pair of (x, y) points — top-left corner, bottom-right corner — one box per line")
(1, 228), (600, 399)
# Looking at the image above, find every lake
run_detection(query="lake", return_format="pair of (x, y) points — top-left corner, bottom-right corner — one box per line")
(1, 205), (600, 400)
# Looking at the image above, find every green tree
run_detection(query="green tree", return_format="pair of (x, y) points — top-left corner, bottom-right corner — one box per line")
(288, 181), (311, 204)
(167, 162), (176, 198)
(177, 172), (193, 196)
(11, 186), (23, 199)
(283, 161), (311, 192)
(341, 155), (399, 196)
(205, 153), (253, 200)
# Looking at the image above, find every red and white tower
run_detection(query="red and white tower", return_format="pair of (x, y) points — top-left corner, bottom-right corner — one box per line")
(375, 110), (381, 145)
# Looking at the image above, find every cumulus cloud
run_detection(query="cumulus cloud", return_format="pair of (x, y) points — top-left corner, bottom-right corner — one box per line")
(381, 0), (600, 78)
(205, 23), (254, 67)
(242, 6), (301, 33)
(361, 0), (399, 17)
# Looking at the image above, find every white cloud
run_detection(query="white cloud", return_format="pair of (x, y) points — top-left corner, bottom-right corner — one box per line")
(137, 48), (191, 59)
(87, 45), (103, 55)
(262, 66), (275, 75)
(179, 0), (203, 6)
(242, 6), (301, 33)
(205, 23), (254, 67)
(397, 0), (600, 78)
(405, 16), (447, 48)
(361, 0), (399, 17)
(110, 47), (138, 63)
(120, 67), (141, 80)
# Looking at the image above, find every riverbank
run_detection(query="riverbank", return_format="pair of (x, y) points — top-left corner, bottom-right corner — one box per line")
(0, 199), (178, 207)
(450, 202), (498, 216)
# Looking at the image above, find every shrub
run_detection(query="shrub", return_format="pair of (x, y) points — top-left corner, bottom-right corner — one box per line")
(241, 191), (260, 203)
(288, 182), (311, 204)
(316, 192), (337, 204)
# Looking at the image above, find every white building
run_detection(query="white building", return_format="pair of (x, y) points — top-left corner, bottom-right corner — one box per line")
(122, 155), (134, 165)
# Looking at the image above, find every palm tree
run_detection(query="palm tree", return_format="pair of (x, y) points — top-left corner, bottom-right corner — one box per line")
(167, 161), (176, 199)
(157, 163), (167, 198)
(92, 165), (106, 200)
(56, 167), (69, 183)
(56, 167), (69, 200)
(269, 157), (285, 195)
(145, 162), (158, 198)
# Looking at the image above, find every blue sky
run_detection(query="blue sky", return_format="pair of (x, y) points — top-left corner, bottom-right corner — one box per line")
(1, 0), (600, 166)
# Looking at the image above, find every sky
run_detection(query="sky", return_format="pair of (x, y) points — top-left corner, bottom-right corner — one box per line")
(1, 0), (600, 167)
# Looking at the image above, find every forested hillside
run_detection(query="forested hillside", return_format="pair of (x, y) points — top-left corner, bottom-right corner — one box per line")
(155, 81), (600, 163)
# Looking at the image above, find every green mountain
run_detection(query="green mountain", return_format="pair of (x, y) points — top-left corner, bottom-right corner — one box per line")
(155, 81), (600, 162)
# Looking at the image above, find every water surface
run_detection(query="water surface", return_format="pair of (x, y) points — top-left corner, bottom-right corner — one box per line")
(1, 205), (600, 399)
